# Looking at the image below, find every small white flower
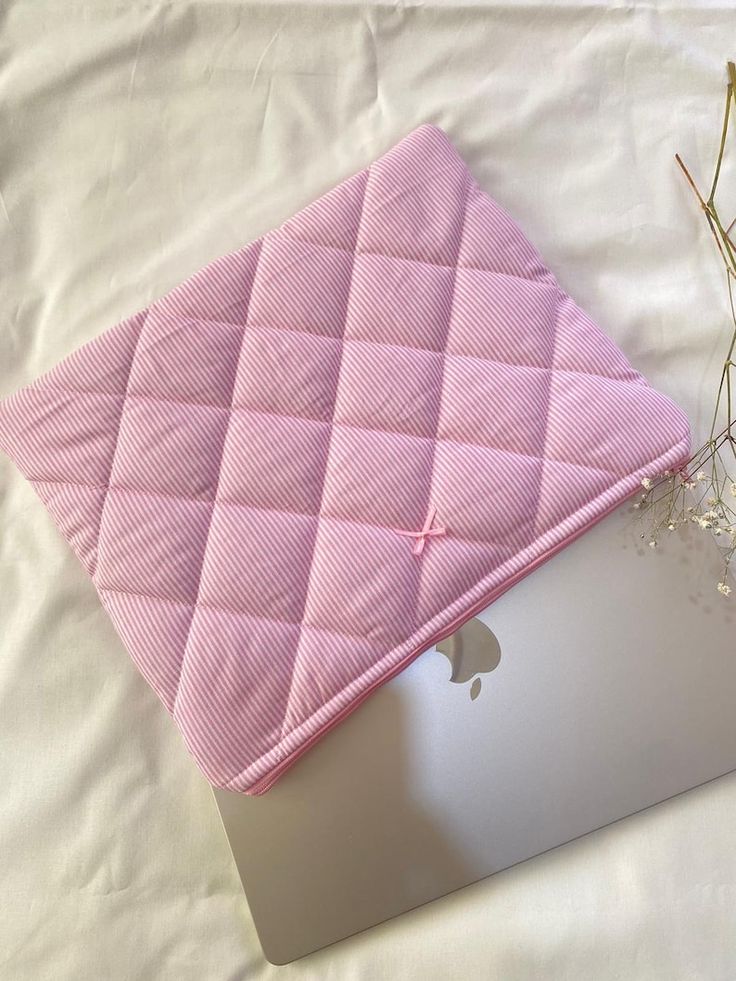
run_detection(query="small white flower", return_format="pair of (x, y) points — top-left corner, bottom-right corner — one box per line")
(731, 482), (736, 498)
(696, 471), (708, 482)
(632, 502), (641, 510)
(667, 523), (677, 531)
(706, 497), (718, 507)
(714, 528), (723, 536)
(717, 581), (732, 596)
(641, 477), (653, 489)
(648, 540), (658, 549)
(699, 518), (713, 530)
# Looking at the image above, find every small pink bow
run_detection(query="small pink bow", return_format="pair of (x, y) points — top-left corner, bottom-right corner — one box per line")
(396, 505), (447, 556)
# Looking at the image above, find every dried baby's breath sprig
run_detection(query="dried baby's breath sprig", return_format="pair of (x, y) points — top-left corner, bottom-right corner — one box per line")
(637, 63), (736, 595)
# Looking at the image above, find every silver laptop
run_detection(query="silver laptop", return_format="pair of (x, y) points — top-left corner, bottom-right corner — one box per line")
(213, 502), (736, 964)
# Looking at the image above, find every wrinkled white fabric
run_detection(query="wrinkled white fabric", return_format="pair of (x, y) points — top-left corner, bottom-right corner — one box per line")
(1, 2), (735, 978)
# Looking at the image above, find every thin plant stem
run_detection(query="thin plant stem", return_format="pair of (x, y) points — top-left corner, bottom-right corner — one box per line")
(708, 75), (733, 205)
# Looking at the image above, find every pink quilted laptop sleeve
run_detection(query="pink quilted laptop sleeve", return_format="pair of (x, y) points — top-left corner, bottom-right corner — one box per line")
(0, 125), (690, 794)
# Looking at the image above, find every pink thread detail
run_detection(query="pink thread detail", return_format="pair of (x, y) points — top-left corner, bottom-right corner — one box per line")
(396, 505), (447, 556)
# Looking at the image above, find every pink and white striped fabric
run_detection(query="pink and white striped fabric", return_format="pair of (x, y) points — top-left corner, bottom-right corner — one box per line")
(0, 125), (690, 794)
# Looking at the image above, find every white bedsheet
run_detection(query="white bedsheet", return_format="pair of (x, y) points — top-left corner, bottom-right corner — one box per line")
(1, 1), (735, 977)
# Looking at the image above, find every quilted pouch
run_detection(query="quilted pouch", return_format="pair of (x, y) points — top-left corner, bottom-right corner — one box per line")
(0, 125), (690, 794)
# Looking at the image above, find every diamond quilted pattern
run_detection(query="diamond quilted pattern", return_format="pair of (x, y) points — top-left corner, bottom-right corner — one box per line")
(0, 125), (690, 794)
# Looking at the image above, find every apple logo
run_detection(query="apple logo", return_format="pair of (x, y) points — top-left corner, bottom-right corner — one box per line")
(436, 618), (502, 700)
